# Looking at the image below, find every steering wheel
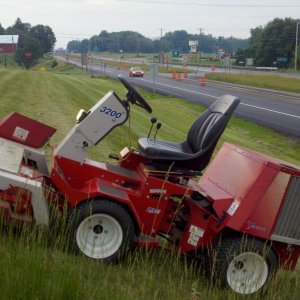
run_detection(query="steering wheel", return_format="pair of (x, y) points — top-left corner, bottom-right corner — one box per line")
(118, 74), (152, 113)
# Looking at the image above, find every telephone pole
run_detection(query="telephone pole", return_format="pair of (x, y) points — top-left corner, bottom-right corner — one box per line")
(197, 28), (204, 62)
(159, 28), (164, 51)
(135, 33), (139, 56)
(159, 28), (164, 64)
(295, 20), (299, 70)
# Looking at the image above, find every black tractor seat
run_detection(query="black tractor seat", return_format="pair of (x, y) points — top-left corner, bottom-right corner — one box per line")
(138, 95), (240, 172)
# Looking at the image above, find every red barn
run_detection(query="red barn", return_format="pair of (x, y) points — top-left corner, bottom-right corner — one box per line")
(0, 35), (19, 54)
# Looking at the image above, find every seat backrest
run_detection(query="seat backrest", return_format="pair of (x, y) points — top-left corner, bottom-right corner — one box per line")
(187, 95), (240, 154)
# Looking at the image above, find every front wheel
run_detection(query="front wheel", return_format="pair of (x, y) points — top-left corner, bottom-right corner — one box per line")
(210, 237), (278, 295)
(68, 200), (136, 263)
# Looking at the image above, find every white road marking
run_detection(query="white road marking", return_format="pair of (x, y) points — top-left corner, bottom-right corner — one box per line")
(166, 76), (300, 100)
(62, 60), (300, 121)
(138, 78), (300, 120)
(241, 103), (300, 119)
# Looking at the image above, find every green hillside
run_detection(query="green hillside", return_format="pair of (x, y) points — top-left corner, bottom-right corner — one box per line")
(0, 69), (299, 299)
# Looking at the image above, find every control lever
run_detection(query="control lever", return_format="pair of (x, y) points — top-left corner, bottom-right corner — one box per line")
(147, 117), (157, 138)
(154, 122), (162, 139)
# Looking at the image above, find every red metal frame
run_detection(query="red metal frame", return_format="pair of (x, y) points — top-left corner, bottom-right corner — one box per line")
(0, 112), (299, 271)
(0, 112), (56, 148)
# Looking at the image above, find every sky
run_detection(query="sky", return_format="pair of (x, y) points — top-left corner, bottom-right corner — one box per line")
(1, 0), (300, 49)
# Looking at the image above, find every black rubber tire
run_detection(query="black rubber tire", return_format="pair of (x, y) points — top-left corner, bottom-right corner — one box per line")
(208, 236), (278, 295)
(67, 199), (136, 263)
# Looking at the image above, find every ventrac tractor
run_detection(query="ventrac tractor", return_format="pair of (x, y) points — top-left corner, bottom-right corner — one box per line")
(0, 75), (299, 295)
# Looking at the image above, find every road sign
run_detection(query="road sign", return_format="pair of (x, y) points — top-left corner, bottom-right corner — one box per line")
(190, 45), (197, 53)
(189, 40), (198, 46)
(171, 50), (179, 58)
(25, 51), (32, 58)
(224, 57), (230, 67)
(277, 57), (287, 62)
(246, 58), (253, 66)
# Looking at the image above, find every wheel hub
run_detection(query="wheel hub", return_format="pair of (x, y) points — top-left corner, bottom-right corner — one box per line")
(76, 213), (123, 259)
(93, 224), (104, 234)
(227, 252), (268, 294)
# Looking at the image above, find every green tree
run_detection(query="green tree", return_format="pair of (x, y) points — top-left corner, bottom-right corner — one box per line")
(297, 44), (300, 69)
(5, 18), (31, 49)
(66, 30), (248, 54)
(234, 48), (246, 65)
(165, 30), (189, 52)
(30, 25), (56, 53)
(12, 17), (31, 33)
(254, 18), (296, 67)
(0, 23), (5, 34)
(67, 40), (82, 53)
(15, 34), (42, 69)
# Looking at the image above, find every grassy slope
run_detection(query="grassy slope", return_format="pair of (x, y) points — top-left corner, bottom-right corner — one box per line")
(206, 72), (300, 94)
(0, 69), (300, 299)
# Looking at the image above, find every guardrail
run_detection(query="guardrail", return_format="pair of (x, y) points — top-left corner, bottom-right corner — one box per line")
(255, 67), (278, 71)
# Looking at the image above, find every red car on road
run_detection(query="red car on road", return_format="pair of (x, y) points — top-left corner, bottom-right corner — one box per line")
(129, 67), (144, 77)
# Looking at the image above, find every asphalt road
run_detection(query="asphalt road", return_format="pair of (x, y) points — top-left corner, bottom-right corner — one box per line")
(59, 57), (300, 138)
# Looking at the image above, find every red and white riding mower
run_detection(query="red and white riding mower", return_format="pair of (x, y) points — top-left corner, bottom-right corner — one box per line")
(0, 75), (299, 294)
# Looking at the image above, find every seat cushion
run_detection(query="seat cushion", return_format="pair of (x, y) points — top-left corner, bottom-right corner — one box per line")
(138, 138), (194, 160)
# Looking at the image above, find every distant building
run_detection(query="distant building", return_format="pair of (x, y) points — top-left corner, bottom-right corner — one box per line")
(0, 35), (19, 54)
(217, 48), (230, 59)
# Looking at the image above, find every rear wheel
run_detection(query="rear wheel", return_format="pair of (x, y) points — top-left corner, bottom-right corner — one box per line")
(68, 200), (135, 263)
(209, 237), (278, 294)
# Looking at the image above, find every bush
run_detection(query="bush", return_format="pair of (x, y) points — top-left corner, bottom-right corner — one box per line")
(51, 60), (58, 68)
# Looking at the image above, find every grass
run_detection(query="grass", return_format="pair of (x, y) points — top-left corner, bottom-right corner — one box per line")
(206, 73), (300, 94)
(0, 68), (299, 299)
(0, 54), (17, 68)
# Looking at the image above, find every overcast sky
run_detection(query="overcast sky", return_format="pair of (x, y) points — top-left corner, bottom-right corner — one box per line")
(1, 0), (300, 48)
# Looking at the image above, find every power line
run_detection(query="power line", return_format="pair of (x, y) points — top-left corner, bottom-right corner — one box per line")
(117, 0), (300, 8)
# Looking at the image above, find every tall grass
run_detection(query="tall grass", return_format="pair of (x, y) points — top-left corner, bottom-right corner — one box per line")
(206, 73), (300, 94)
(0, 69), (299, 299)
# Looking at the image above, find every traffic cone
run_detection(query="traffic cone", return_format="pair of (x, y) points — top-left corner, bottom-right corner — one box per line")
(183, 69), (187, 78)
(199, 76), (206, 86)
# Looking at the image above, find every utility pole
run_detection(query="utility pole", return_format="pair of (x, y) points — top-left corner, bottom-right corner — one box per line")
(295, 20), (299, 70)
(135, 33), (139, 57)
(159, 28), (164, 51)
(197, 28), (204, 63)
(12, 35), (14, 56)
(159, 28), (164, 64)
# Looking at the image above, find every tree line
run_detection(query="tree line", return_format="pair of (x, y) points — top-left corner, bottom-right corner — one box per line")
(67, 30), (248, 56)
(67, 17), (299, 68)
(234, 18), (299, 68)
(0, 18), (56, 68)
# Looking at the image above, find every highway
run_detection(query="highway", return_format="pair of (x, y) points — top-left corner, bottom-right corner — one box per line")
(59, 56), (300, 138)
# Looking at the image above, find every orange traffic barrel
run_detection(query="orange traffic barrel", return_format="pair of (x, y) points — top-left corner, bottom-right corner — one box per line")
(211, 64), (215, 71)
(172, 72), (176, 79)
(183, 70), (187, 78)
(176, 73), (181, 81)
(199, 76), (206, 86)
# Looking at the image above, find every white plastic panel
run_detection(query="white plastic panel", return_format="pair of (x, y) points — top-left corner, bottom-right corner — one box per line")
(0, 139), (24, 174)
